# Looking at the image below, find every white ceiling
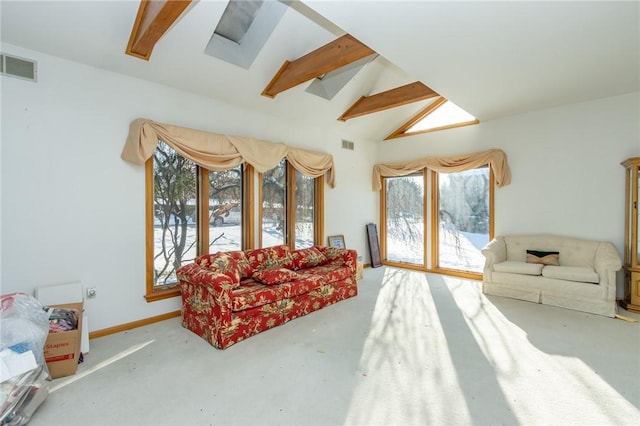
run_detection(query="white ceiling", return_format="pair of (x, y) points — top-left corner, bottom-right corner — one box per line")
(1, 0), (638, 141)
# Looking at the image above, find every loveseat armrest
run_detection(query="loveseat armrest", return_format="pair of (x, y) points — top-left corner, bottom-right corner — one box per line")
(594, 242), (623, 301)
(594, 242), (623, 272)
(317, 246), (358, 273)
(481, 237), (507, 281)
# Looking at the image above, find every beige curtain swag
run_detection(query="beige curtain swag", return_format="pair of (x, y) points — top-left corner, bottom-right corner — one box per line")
(372, 148), (511, 191)
(121, 118), (336, 187)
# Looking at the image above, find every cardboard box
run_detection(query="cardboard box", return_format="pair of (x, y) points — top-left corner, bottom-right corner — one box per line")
(43, 302), (83, 379)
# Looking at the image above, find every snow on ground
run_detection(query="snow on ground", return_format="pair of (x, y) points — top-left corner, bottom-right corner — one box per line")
(154, 221), (487, 285)
(154, 223), (312, 284)
(386, 223), (487, 273)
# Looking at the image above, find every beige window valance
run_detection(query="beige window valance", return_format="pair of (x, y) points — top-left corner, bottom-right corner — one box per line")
(121, 118), (336, 187)
(372, 148), (511, 191)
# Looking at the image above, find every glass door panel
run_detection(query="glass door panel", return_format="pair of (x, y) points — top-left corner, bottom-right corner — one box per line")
(385, 175), (425, 265)
(437, 168), (490, 273)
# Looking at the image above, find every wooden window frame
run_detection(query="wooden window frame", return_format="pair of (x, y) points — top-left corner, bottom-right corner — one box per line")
(144, 155), (253, 302)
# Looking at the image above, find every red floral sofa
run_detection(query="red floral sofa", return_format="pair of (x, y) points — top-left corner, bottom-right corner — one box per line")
(177, 245), (358, 349)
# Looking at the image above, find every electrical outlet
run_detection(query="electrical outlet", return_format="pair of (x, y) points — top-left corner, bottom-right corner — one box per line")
(86, 287), (97, 298)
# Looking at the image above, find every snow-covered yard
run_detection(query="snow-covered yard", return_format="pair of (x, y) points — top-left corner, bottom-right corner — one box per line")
(153, 222), (313, 285)
(386, 222), (487, 272)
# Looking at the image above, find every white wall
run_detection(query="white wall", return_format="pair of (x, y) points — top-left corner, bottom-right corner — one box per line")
(377, 92), (640, 296)
(0, 44), (378, 331)
(3, 43), (636, 331)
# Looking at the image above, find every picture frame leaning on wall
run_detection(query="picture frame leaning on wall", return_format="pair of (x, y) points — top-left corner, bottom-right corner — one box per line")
(328, 235), (346, 248)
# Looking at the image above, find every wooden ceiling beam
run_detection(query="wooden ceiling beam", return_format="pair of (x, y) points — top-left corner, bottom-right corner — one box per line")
(338, 82), (439, 121)
(126, 0), (192, 60)
(262, 34), (375, 99)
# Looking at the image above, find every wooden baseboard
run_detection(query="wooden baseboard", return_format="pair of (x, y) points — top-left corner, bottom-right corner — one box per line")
(88, 310), (181, 340)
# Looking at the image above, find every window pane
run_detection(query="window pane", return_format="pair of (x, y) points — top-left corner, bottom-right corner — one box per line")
(262, 159), (286, 247)
(153, 141), (198, 286)
(294, 171), (314, 249)
(385, 175), (424, 265)
(209, 166), (243, 252)
(437, 168), (489, 273)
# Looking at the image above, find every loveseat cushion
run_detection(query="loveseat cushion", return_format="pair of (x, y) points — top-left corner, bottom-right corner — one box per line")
(526, 250), (560, 266)
(245, 245), (292, 271)
(283, 247), (327, 270)
(252, 267), (298, 285)
(493, 261), (543, 276)
(541, 266), (599, 283)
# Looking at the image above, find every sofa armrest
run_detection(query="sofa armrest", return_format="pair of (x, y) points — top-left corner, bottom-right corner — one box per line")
(317, 246), (358, 273)
(177, 264), (235, 309)
(481, 237), (507, 281)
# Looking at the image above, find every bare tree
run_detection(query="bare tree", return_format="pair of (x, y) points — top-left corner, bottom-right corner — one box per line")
(153, 141), (197, 285)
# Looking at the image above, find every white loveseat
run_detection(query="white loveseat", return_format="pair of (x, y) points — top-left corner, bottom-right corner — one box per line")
(481, 234), (622, 317)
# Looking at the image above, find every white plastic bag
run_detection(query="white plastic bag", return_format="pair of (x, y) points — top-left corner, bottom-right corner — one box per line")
(0, 293), (50, 368)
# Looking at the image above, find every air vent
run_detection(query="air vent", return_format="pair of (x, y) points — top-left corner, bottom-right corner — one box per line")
(342, 139), (355, 151)
(1, 53), (37, 82)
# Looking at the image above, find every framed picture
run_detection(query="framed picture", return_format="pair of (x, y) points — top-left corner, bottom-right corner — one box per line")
(328, 235), (346, 248)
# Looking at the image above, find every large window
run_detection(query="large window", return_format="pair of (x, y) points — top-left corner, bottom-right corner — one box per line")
(294, 170), (315, 249)
(260, 159), (323, 249)
(208, 166), (244, 253)
(147, 148), (323, 300)
(261, 159), (287, 247)
(150, 141), (198, 289)
(146, 141), (250, 301)
(381, 166), (493, 278)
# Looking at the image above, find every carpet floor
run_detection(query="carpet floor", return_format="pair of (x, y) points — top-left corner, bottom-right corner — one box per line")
(30, 266), (640, 425)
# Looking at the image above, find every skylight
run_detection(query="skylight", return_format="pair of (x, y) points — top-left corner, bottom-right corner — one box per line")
(215, 0), (263, 44)
(408, 100), (477, 133)
(385, 97), (479, 140)
(205, 0), (287, 69)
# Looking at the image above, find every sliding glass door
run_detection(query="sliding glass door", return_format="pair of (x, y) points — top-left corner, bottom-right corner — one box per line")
(381, 167), (493, 277)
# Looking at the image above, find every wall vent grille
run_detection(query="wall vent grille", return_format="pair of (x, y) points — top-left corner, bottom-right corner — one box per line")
(1, 53), (37, 82)
(341, 139), (355, 150)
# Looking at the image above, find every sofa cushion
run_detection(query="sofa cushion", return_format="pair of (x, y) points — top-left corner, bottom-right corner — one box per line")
(287, 275), (323, 297)
(231, 279), (289, 311)
(283, 247), (327, 270)
(541, 266), (599, 283)
(317, 246), (346, 262)
(223, 251), (253, 278)
(245, 245), (292, 271)
(493, 261), (543, 276)
(195, 253), (240, 285)
(252, 268), (298, 285)
(299, 264), (354, 283)
(526, 250), (560, 266)
(196, 251), (252, 280)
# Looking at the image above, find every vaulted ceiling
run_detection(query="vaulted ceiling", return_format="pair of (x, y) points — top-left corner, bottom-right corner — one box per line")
(1, 1), (638, 142)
